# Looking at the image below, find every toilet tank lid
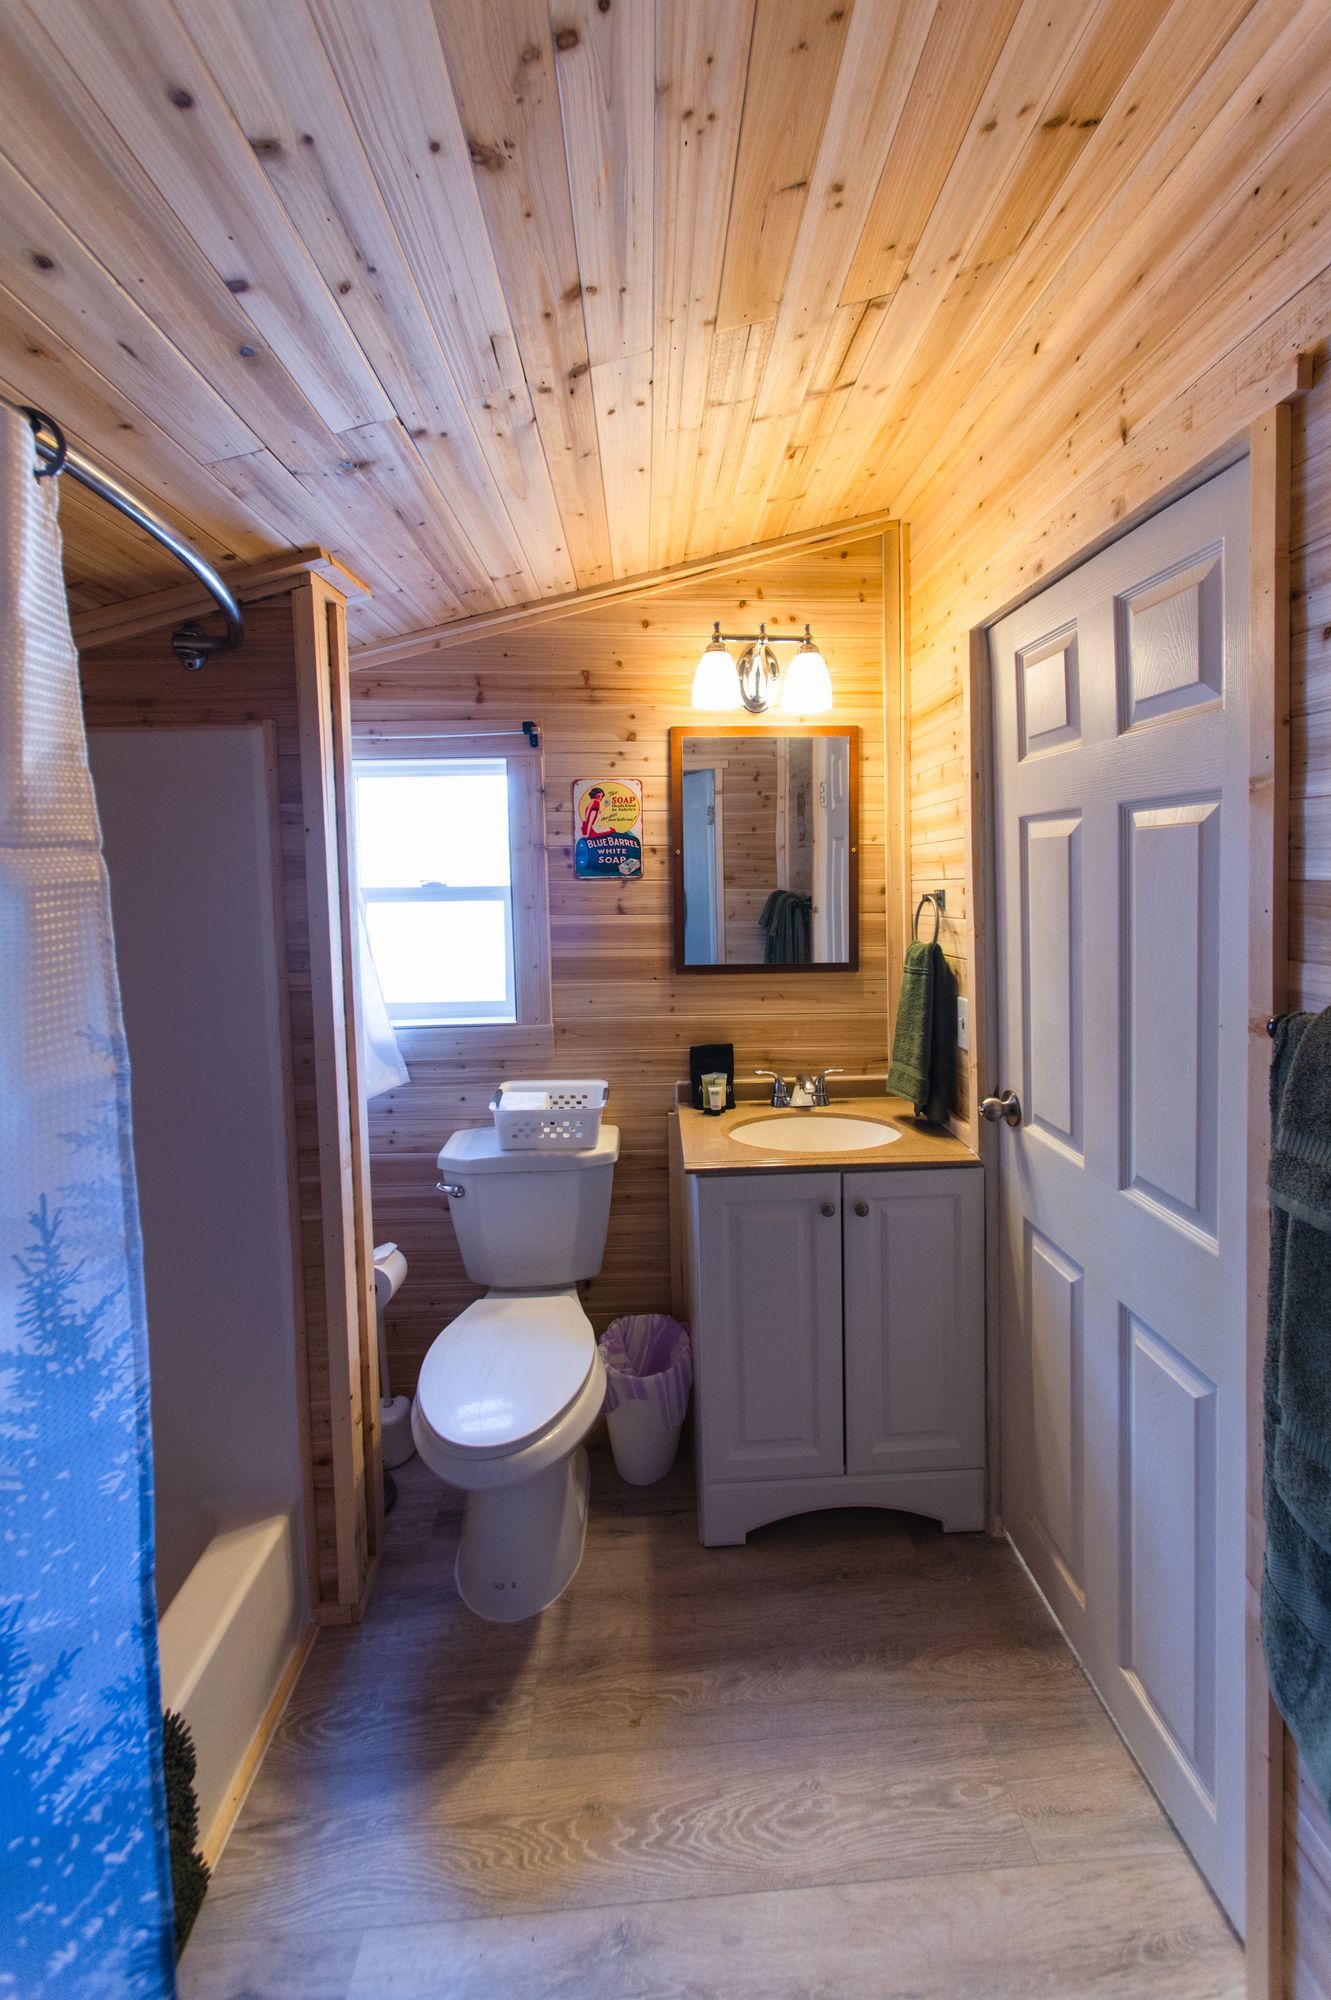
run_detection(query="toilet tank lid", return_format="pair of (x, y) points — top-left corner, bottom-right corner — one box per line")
(437, 1125), (620, 1174)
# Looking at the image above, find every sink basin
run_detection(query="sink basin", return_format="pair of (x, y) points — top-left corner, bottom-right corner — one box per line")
(729, 1115), (902, 1155)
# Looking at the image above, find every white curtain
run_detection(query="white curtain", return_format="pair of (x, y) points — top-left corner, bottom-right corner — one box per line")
(0, 409), (175, 1991)
(358, 895), (408, 1100)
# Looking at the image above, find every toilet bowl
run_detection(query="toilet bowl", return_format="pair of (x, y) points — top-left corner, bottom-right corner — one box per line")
(413, 1123), (619, 1621)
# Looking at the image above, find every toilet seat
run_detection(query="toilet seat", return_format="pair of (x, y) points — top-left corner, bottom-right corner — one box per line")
(414, 1290), (595, 1462)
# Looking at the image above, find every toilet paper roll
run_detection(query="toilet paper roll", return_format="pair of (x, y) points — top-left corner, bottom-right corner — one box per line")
(373, 1243), (408, 1308)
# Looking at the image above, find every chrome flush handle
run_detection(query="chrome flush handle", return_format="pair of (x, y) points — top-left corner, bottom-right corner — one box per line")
(436, 1180), (466, 1198)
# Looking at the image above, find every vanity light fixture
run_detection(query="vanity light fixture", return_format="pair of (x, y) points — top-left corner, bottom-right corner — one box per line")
(690, 622), (834, 716)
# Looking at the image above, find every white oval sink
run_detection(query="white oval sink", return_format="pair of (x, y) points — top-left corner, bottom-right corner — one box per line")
(729, 1115), (902, 1154)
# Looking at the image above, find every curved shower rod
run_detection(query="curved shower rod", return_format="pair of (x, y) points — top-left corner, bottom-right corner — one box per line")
(8, 397), (244, 671)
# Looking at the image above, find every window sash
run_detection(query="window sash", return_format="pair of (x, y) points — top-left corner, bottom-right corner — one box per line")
(361, 884), (516, 1026)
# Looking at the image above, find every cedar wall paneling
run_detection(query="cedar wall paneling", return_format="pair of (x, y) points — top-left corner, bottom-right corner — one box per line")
(905, 302), (1331, 1994)
(352, 536), (896, 1390)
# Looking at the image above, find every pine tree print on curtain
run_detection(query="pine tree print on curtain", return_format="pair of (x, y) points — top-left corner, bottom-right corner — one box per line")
(0, 407), (175, 1998)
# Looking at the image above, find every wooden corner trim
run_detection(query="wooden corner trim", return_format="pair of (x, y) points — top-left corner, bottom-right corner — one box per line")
(73, 547), (371, 653)
(349, 510), (900, 668)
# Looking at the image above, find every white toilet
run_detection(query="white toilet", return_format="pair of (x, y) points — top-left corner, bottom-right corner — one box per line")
(411, 1123), (619, 1622)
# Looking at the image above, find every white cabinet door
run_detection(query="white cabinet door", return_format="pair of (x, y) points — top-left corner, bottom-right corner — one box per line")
(692, 1172), (844, 1482)
(843, 1168), (984, 1476)
(988, 462), (1250, 1925)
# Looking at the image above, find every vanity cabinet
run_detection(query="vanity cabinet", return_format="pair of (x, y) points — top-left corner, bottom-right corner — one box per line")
(685, 1165), (984, 1545)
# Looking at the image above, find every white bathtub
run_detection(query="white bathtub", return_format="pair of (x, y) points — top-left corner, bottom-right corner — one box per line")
(156, 1508), (306, 1859)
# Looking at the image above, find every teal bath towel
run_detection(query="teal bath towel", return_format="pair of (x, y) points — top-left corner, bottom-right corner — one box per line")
(886, 940), (955, 1124)
(1263, 1009), (1331, 1813)
(759, 888), (812, 965)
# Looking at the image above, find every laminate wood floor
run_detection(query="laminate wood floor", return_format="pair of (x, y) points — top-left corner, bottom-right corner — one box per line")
(179, 1443), (1244, 2000)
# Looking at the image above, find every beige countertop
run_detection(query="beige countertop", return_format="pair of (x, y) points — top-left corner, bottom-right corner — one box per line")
(674, 1093), (979, 1175)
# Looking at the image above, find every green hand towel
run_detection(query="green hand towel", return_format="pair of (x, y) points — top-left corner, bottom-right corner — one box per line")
(926, 947), (958, 1127)
(886, 939), (936, 1115)
(1263, 1009), (1331, 1815)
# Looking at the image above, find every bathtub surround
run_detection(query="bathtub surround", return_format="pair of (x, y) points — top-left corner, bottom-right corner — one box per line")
(352, 533), (903, 1395)
(79, 563), (383, 1627)
(90, 725), (310, 1860)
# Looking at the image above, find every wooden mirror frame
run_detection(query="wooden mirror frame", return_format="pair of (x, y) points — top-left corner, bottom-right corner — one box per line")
(667, 724), (860, 975)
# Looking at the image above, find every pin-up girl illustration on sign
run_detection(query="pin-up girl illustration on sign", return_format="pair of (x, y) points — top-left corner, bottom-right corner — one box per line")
(573, 776), (643, 878)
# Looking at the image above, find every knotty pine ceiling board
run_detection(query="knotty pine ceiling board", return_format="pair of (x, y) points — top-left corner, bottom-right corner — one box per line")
(0, 0), (1322, 651)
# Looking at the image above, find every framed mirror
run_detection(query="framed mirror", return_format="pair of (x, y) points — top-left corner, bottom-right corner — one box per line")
(668, 726), (859, 973)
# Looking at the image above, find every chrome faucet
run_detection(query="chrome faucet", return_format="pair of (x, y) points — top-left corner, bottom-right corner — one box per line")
(812, 1068), (844, 1106)
(755, 1066), (845, 1109)
(753, 1067), (792, 1107)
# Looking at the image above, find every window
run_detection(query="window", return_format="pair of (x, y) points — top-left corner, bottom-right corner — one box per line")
(354, 758), (520, 1025)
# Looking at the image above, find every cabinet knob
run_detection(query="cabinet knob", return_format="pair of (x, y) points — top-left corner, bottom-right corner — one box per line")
(853, 1200), (869, 1217)
(820, 1202), (837, 1218)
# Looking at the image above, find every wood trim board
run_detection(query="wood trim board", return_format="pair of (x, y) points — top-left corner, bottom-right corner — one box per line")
(350, 510), (900, 666)
(292, 579), (371, 1615)
(1243, 402), (1293, 2000)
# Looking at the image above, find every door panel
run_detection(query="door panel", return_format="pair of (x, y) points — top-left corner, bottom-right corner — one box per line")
(1121, 1308), (1218, 1801)
(693, 1173), (844, 1482)
(1025, 1221), (1085, 1603)
(989, 460), (1250, 1927)
(1022, 812), (1083, 1155)
(1118, 548), (1224, 730)
(843, 1168), (984, 1476)
(1121, 797), (1221, 1238)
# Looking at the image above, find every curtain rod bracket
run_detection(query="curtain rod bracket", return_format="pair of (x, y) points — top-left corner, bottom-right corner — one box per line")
(171, 619), (230, 673)
(522, 720), (540, 749)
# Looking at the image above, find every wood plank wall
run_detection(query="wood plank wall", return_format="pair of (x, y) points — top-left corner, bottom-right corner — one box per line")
(351, 535), (897, 1391)
(904, 281), (1331, 1993)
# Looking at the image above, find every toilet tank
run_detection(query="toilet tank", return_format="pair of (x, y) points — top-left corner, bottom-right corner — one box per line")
(437, 1125), (620, 1288)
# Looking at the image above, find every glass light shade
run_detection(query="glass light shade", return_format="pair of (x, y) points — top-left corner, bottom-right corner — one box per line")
(691, 638), (742, 711)
(779, 638), (833, 713)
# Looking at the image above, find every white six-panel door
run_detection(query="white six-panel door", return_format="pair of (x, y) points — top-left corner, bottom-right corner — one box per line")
(988, 461), (1251, 1927)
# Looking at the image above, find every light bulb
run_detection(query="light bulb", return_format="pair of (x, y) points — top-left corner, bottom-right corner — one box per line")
(779, 632), (833, 713)
(690, 631), (741, 710)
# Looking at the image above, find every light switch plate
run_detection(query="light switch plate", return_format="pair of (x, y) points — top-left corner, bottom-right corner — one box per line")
(957, 996), (970, 1052)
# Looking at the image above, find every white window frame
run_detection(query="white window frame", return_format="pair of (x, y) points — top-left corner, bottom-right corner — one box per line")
(350, 726), (552, 1048)
(356, 755), (516, 1025)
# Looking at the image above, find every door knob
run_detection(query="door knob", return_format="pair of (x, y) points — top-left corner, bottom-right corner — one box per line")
(853, 1201), (869, 1217)
(979, 1090), (1022, 1128)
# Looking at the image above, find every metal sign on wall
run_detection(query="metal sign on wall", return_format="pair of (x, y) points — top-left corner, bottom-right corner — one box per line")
(572, 776), (644, 879)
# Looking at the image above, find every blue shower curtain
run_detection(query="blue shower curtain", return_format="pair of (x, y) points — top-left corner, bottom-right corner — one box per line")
(0, 409), (176, 1996)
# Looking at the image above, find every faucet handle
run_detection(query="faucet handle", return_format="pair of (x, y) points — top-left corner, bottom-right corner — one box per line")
(753, 1067), (791, 1108)
(813, 1068), (845, 1106)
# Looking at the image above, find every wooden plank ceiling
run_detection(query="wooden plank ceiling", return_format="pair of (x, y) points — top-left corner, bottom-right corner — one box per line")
(0, 0), (1311, 650)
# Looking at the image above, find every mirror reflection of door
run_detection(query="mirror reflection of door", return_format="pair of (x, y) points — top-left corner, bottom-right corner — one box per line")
(672, 729), (858, 970)
(681, 766), (723, 965)
(813, 736), (850, 962)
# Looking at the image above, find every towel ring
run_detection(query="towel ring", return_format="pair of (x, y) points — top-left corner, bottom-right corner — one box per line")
(913, 893), (942, 945)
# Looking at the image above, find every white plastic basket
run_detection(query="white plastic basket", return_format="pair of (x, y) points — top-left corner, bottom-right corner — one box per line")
(491, 1078), (609, 1152)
